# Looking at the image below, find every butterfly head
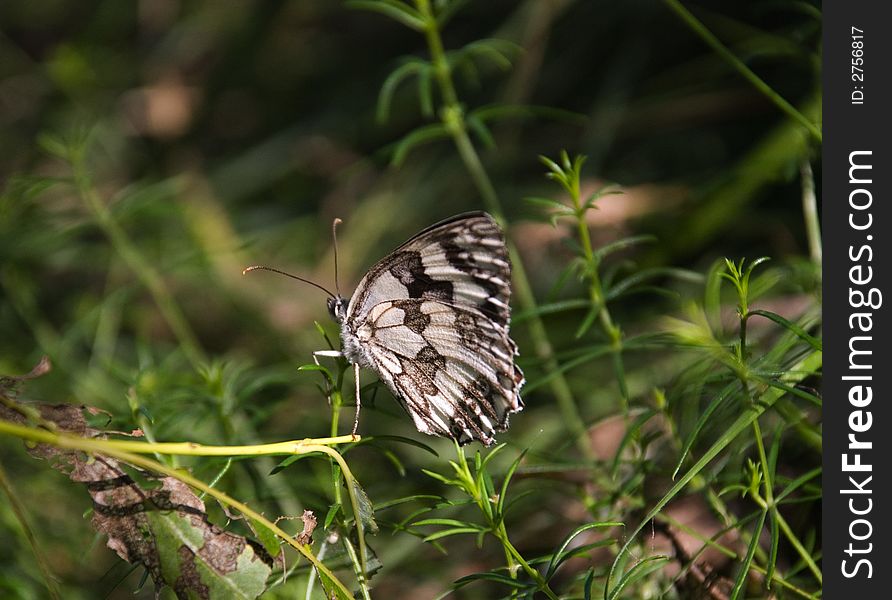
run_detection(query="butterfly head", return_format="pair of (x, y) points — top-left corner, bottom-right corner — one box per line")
(327, 295), (349, 323)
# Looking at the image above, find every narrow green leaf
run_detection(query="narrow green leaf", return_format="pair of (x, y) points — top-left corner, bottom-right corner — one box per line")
(610, 409), (658, 478)
(479, 442), (508, 471)
(574, 304), (601, 339)
(671, 381), (737, 479)
(524, 196), (570, 211)
(608, 556), (669, 600)
(453, 570), (533, 589)
(297, 364), (334, 387)
(390, 123), (450, 166)
(413, 517), (481, 528)
(324, 503), (340, 529)
(496, 449), (527, 518)
(361, 434), (439, 457)
(423, 527), (484, 542)
(452, 52), (480, 87)
(421, 468), (457, 486)
(377, 59), (427, 123)
(466, 114), (496, 149)
(374, 494), (443, 512)
(767, 506), (780, 587)
(775, 467), (821, 503)
(583, 568), (596, 600)
(545, 522), (622, 580)
(297, 363), (328, 373)
(744, 256), (772, 279)
(545, 538), (617, 566)
(747, 309), (822, 351)
(431, 0), (469, 26)
(729, 509), (767, 600)
(270, 452), (321, 475)
(523, 344), (612, 393)
(459, 38), (520, 70)
(418, 68), (433, 117)
(768, 425), (783, 482)
(538, 154), (563, 175)
(513, 299), (589, 323)
(313, 320), (336, 350)
(605, 267), (704, 301)
(593, 235), (657, 261)
(347, 0), (426, 30)
(377, 447), (406, 476)
(36, 133), (70, 159)
(754, 376), (821, 406)
(705, 259), (727, 332)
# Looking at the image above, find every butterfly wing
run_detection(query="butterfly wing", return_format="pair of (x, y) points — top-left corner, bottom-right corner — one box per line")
(342, 212), (524, 445)
(355, 299), (523, 445)
(346, 211), (512, 325)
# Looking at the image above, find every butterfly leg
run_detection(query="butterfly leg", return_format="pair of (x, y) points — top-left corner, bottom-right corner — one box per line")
(351, 363), (361, 440)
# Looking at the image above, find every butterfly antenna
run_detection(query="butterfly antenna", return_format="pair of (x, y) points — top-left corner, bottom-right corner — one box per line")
(242, 265), (336, 299)
(332, 218), (343, 297)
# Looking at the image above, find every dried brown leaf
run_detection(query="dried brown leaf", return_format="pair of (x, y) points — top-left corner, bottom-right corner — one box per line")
(0, 400), (274, 599)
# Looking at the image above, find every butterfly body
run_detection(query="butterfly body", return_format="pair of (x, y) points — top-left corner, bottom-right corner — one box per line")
(334, 211), (524, 446)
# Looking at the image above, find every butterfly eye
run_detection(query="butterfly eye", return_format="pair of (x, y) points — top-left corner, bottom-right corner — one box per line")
(327, 297), (349, 322)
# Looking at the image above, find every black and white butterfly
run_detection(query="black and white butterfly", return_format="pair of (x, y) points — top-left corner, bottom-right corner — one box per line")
(247, 211), (524, 446)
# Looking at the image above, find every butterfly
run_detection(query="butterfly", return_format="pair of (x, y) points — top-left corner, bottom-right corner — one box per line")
(247, 211), (524, 446)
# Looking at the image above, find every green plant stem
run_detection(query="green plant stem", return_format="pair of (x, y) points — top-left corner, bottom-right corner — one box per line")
(454, 447), (559, 600)
(0, 460), (61, 600)
(751, 420), (774, 510)
(737, 302), (777, 582)
(705, 486), (766, 558)
(662, 0), (821, 143)
(570, 181), (627, 408)
(324, 363), (349, 561)
(494, 524), (560, 600)
(0, 421), (354, 599)
(198, 457), (233, 501)
(330, 388), (342, 438)
(312, 336), (368, 594)
(737, 292), (777, 564)
(500, 533), (520, 597)
(29, 432), (356, 456)
(71, 156), (206, 371)
(341, 534), (373, 600)
(739, 312), (748, 362)
(750, 487), (822, 585)
(1, 403), (365, 582)
(415, 0), (593, 459)
(748, 418), (775, 569)
(735, 267), (750, 362)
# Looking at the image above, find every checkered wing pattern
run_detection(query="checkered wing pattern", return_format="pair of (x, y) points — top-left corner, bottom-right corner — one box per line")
(338, 212), (524, 445)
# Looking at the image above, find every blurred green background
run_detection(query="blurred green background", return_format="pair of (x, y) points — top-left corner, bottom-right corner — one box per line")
(0, 1), (820, 598)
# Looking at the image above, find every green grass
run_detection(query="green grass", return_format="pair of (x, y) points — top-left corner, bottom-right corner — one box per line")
(1, 1), (821, 598)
